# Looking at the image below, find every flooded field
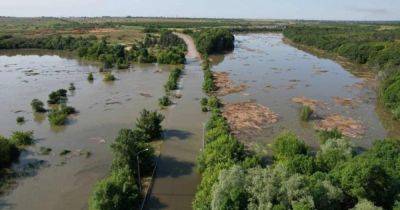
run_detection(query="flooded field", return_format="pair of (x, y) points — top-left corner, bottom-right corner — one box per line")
(0, 50), (172, 210)
(210, 33), (400, 149)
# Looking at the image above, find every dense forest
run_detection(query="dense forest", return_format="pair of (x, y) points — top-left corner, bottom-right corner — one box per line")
(283, 25), (400, 119)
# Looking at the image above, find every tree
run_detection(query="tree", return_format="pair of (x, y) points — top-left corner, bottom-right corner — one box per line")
(89, 166), (140, 210)
(111, 129), (154, 175)
(211, 165), (247, 210)
(272, 132), (308, 160)
(135, 109), (164, 140)
(316, 138), (355, 172)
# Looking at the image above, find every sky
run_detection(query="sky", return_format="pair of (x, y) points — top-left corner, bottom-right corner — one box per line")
(0, 0), (399, 21)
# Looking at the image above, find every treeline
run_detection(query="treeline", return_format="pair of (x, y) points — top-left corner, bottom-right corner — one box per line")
(283, 25), (400, 119)
(0, 31), (186, 67)
(192, 28), (235, 55)
(199, 131), (400, 210)
(89, 109), (164, 210)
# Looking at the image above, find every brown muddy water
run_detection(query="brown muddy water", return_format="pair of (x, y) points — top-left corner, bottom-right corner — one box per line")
(0, 50), (174, 210)
(210, 33), (400, 149)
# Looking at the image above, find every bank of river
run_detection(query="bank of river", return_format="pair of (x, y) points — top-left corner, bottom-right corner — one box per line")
(0, 50), (172, 209)
(210, 33), (400, 149)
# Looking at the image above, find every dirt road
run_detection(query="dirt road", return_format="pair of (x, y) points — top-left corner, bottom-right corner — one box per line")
(174, 32), (201, 59)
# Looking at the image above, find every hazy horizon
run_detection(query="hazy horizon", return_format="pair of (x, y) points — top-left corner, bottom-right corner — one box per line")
(1, 0), (399, 21)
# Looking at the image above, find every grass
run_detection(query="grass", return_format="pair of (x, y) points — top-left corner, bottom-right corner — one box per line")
(48, 109), (68, 126)
(300, 106), (313, 121)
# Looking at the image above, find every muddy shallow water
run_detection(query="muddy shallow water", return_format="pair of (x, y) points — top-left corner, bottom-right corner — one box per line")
(210, 33), (400, 149)
(0, 50), (173, 210)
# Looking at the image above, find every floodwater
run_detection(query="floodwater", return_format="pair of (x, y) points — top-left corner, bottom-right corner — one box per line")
(210, 33), (400, 149)
(145, 58), (207, 209)
(0, 50), (172, 210)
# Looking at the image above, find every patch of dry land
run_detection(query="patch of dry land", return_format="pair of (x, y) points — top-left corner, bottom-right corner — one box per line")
(213, 72), (247, 96)
(222, 102), (279, 136)
(315, 114), (365, 138)
(292, 96), (326, 109)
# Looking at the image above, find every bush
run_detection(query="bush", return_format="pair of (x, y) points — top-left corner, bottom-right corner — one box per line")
(135, 109), (165, 140)
(87, 72), (94, 81)
(200, 97), (208, 106)
(318, 128), (343, 143)
(89, 167), (140, 210)
(300, 106), (313, 121)
(316, 138), (355, 172)
(48, 109), (68, 126)
(103, 72), (116, 81)
(16, 116), (25, 124)
(164, 68), (182, 92)
(47, 89), (68, 104)
(60, 104), (76, 115)
(158, 96), (172, 107)
(0, 136), (20, 167)
(272, 132), (308, 160)
(68, 83), (76, 91)
(30, 99), (46, 112)
(10, 131), (34, 146)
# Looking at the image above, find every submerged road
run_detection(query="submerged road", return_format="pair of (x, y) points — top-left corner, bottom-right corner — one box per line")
(145, 34), (206, 210)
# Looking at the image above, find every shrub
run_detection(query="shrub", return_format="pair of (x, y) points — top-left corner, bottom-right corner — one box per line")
(30, 99), (46, 112)
(103, 72), (116, 81)
(135, 109), (165, 140)
(87, 72), (94, 81)
(10, 131), (34, 146)
(68, 83), (76, 91)
(207, 96), (220, 109)
(89, 167), (140, 210)
(318, 128), (343, 143)
(48, 109), (68, 126)
(0, 136), (20, 167)
(200, 97), (208, 106)
(47, 89), (68, 104)
(39, 147), (52, 155)
(272, 132), (308, 160)
(392, 105), (400, 120)
(164, 68), (182, 92)
(193, 28), (235, 55)
(16, 116), (25, 124)
(158, 96), (172, 107)
(300, 106), (313, 121)
(60, 105), (76, 115)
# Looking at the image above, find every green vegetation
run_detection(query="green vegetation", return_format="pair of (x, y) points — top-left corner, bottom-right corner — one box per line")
(47, 89), (67, 104)
(89, 109), (163, 210)
(48, 105), (76, 126)
(135, 109), (165, 140)
(200, 97), (208, 112)
(164, 68), (182, 92)
(68, 83), (76, 91)
(193, 28), (234, 55)
(195, 131), (400, 210)
(10, 131), (34, 146)
(87, 72), (94, 81)
(284, 24), (400, 119)
(16, 116), (25, 124)
(158, 95), (172, 107)
(30, 99), (47, 112)
(202, 57), (216, 94)
(300, 105), (313, 121)
(103, 72), (116, 81)
(0, 135), (20, 168)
